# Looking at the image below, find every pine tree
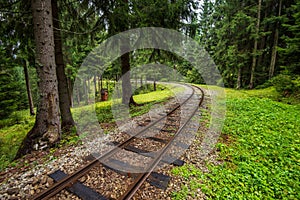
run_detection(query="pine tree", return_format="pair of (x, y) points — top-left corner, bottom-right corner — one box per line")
(16, 0), (61, 158)
(280, 0), (300, 75)
(52, 0), (75, 131)
(249, 0), (262, 89)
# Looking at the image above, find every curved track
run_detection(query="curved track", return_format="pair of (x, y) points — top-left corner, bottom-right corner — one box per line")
(32, 83), (204, 200)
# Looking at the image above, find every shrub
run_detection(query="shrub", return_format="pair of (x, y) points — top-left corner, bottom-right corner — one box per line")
(271, 74), (300, 96)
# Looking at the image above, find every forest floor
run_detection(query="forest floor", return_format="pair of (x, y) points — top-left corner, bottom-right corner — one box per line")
(171, 85), (300, 199)
(0, 84), (299, 199)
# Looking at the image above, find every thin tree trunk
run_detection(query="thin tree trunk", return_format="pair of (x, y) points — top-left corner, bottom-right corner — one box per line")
(52, 0), (75, 131)
(236, 67), (242, 89)
(84, 79), (88, 105)
(97, 75), (101, 91)
(119, 0), (137, 105)
(93, 75), (97, 95)
(121, 51), (132, 104)
(24, 60), (35, 116)
(257, 4), (269, 73)
(87, 78), (90, 103)
(68, 77), (73, 107)
(76, 86), (80, 105)
(269, 0), (282, 79)
(16, 0), (60, 158)
(101, 76), (103, 90)
(249, 0), (262, 89)
(135, 72), (137, 90)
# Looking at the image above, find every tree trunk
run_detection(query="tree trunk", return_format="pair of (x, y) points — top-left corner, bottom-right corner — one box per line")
(249, 0), (262, 89)
(236, 67), (242, 89)
(93, 75), (97, 95)
(76, 86), (80, 105)
(269, 0), (282, 79)
(257, 4), (269, 74)
(24, 60), (35, 116)
(97, 75), (101, 90)
(119, 0), (136, 105)
(52, 0), (75, 131)
(84, 79), (88, 105)
(101, 76), (103, 90)
(135, 72), (137, 90)
(16, 0), (61, 159)
(121, 52), (132, 104)
(68, 77), (73, 107)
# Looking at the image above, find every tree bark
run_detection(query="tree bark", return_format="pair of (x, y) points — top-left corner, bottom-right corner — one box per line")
(257, 3), (269, 73)
(66, 75), (73, 107)
(84, 79), (88, 105)
(119, 0), (136, 105)
(121, 51), (133, 104)
(24, 60), (35, 116)
(87, 78), (91, 103)
(93, 75), (97, 95)
(236, 67), (242, 89)
(269, 0), (282, 79)
(52, 0), (75, 131)
(249, 0), (262, 89)
(16, 0), (61, 159)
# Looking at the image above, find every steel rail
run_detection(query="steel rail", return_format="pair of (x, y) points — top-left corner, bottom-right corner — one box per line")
(118, 85), (204, 200)
(32, 83), (196, 200)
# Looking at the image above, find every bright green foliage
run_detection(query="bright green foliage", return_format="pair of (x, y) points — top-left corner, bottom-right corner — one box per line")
(171, 86), (300, 199)
(172, 164), (203, 180)
(0, 110), (35, 170)
(271, 74), (300, 96)
(171, 165), (204, 199)
(200, 98), (300, 199)
(0, 66), (28, 119)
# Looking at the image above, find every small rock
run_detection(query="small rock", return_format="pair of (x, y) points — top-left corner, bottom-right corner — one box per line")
(32, 178), (39, 185)
(8, 196), (19, 200)
(7, 188), (19, 195)
(40, 176), (47, 185)
(47, 177), (54, 185)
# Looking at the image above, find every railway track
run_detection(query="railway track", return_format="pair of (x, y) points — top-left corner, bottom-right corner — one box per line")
(32, 83), (204, 200)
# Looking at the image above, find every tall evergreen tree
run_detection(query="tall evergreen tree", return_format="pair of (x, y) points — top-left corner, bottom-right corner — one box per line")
(52, 0), (75, 131)
(0, 0), (34, 117)
(280, 0), (300, 75)
(249, 0), (262, 89)
(16, 0), (61, 158)
(269, 0), (282, 79)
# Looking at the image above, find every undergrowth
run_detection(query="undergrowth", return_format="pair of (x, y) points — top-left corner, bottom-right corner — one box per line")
(172, 86), (300, 199)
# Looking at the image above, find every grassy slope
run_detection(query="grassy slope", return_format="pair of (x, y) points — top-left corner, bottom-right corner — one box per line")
(172, 86), (300, 199)
(0, 86), (174, 171)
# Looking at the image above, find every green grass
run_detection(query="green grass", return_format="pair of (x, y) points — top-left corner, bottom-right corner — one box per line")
(0, 84), (174, 171)
(172, 86), (300, 199)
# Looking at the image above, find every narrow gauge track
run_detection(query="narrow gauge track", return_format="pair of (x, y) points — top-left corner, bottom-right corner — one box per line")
(32, 84), (204, 200)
